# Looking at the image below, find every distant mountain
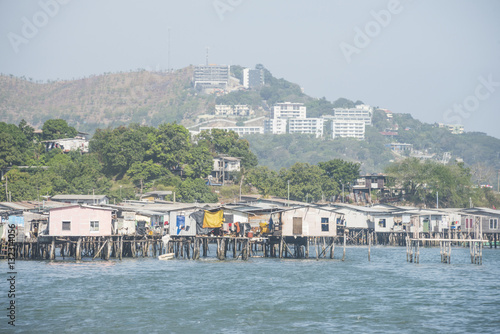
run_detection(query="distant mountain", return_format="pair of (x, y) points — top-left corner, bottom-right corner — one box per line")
(0, 67), (214, 133)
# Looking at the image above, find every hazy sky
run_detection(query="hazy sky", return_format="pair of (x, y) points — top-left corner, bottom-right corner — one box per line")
(1, 0), (499, 138)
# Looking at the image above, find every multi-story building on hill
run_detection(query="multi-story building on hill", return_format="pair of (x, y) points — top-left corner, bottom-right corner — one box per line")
(331, 120), (365, 140)
(264, 118), (288, 135)
(194, 64), (230, 91)
(289, 118), (324, 138)
(438, 123), (464, 134)
(214, 104), (253, 116)
(271, 102), (307, 119)
(243, 68), (264, 89)
(332, 104), (373, 125)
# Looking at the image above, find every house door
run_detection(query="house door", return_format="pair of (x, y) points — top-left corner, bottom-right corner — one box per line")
(293, 217), (302, 235)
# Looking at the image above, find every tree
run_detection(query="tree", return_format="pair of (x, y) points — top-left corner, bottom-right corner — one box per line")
(245, 166), (278, 196)
(42, 119), (77, 140)
(274, 162), (337, 202)
(196, 129), (258, 169)
(318, 159), (361, 190)
(186, 144), (213, 179)
(90, 125), (151, 177)
(0, 122), (29, 169)
(385, 158), (476, 208)
(147, 123), (191, 170)
(177, 178), (218, 203)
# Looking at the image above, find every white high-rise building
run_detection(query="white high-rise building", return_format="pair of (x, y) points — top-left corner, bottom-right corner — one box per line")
(332, 120), (366, 140)
(272, 102), (307, 119)
(194, 64), (230, 91)
(289, 118), (324, 138)
(243, 68), (264, 89)
(264, 118), (287, 135)
(332, 104), (373, 125)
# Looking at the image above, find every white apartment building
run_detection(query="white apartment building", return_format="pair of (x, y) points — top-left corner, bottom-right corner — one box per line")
(199, 126), (264, 136)
(332, 120), (366, 140)
(289, 118), (324, 138)
(214, 104), (253, 116)
(264, 118), (287, 135)
(332, 104), (373, 125)
(272, 102), (307, 119)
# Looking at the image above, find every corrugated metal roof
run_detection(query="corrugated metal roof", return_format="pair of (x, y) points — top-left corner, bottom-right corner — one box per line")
(51, 195), (108, 200)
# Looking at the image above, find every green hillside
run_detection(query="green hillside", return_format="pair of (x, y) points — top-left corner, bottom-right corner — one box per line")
(1, 65), (498, 185)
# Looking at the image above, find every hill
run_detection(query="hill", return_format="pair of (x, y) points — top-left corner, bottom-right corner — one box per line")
(1, 66), (499, 185)
(0, 67), (214, 133)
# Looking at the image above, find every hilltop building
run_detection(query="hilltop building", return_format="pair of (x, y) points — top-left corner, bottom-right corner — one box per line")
(438, 123), (464, 134)
(243, 68), (264, 89)
(332, 104), (373, 125)
(193, 64), (230, 92)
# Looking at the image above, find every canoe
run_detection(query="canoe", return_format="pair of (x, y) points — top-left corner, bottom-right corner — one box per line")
(158, 253), (175, 260)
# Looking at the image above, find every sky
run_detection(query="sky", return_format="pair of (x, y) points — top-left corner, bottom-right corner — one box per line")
(1, 0), (499, 138)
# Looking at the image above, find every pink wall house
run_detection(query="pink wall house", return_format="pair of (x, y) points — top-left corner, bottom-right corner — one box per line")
(49, 205), (114, 237)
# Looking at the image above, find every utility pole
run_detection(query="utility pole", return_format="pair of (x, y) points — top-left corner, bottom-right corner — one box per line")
(497, 169), (500, 193)
(436, 191), (439, 209)
(287, 180), (290, 206)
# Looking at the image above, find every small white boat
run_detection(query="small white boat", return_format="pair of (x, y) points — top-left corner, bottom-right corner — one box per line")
(158, 252), (175, 260)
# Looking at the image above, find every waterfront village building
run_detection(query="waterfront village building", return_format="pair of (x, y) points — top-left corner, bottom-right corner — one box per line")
(279, 206), (339, 237)
(48, 205), (114, 237)
(193, 64), (230, 92)
(42, 137), (89, 153)
(199, 126), (264, 136)
(243, 68), (264, 89)
(211, 156), (241, 184)
(331, 119), (366, 140)
(51, 194), (109, 206)
(214, 104), (253, 116)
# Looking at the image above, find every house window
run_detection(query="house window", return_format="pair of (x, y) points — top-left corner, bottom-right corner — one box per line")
(378, 219), (386, 228)
(321, 218), (329, 232)
(62, 221), (71, 231)
(490, 218), (498, 230)
(90, 221), (100, 232)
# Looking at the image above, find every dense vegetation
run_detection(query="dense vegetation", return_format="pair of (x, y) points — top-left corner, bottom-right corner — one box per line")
(1, 118), (498, 207)
(0, 120), (258, 203)
(1, 64), (499, 207)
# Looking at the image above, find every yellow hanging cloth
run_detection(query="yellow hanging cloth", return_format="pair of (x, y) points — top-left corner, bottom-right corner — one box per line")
(203, 210), (224, 228)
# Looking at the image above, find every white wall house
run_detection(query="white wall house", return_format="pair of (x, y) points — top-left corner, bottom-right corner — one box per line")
(280, 206), (339, 237)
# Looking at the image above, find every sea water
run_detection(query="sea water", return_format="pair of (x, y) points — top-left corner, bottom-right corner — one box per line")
(2, 246), (500, 333)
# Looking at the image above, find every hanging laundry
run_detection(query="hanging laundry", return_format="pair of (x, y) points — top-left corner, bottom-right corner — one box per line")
(176, 215), (185, 235)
